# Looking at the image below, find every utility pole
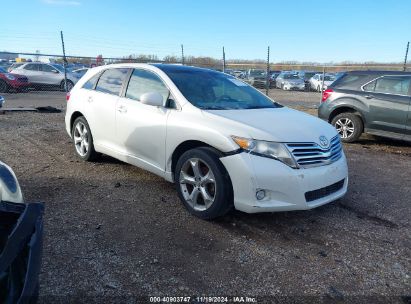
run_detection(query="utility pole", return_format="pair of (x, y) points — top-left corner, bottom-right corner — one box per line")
(181, 44), (185, 65)
(60, 31), (68, 92)
(403, 41), (409, 71)
(265, 46), (270, 96)
(223, 47), (226, 73)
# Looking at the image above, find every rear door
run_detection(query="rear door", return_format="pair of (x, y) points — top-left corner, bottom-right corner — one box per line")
(19, 63), (41, 84)
(405, 84), (411, 139)
(361, 75), (411, 136)
(83, 68), (129, 152)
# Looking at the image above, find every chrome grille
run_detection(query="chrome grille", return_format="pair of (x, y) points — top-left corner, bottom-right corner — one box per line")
(286, 135), (343, 168)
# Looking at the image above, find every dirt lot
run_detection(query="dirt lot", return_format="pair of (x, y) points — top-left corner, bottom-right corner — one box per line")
(0, 91), (410, 303)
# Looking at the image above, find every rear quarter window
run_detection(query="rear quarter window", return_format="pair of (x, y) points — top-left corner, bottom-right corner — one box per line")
(82, 73), (101, 90)
(332, 74), (369, 90)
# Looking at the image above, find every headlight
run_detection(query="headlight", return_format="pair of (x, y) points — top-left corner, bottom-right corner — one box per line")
(5, 74), (15, 80)
(231, 136), (298, 168)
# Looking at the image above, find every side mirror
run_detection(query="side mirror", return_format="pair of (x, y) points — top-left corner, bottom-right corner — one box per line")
(140, 92), (164, 107)
(51, 69), (59, 73)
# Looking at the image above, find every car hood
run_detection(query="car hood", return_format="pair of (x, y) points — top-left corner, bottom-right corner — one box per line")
(202, 106), (337, 143)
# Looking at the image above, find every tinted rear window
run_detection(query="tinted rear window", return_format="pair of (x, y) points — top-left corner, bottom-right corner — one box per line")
(331, 74), (370, 89)
(82, 73), (101, 90)
(95, 68), (128, 95)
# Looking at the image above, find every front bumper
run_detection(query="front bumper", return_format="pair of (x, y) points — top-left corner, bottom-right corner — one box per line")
(220, 152), (348, 213)
(283, 83), (305, 90)
(7, 80), (31, 89)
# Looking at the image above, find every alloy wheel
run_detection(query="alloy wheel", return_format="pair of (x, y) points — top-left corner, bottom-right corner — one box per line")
(73, 121), (89, 157)
(179, 158), (216, 211)
(335, 118), (355, 139)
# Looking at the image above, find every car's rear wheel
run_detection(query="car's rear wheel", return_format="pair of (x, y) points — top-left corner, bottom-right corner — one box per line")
(72, 116), (99, 161)
(175, 147), (233, 220)
(0, 80), (8, 93)
(331, 112), (363, 143)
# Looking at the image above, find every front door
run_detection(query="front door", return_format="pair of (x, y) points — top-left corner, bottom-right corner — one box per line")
(115, 68), (170, 174)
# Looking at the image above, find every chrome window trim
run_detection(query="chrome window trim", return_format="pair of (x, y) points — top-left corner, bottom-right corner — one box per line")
(360, 75), (411, 97)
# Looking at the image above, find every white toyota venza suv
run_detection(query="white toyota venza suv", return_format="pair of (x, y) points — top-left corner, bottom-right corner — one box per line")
(65, 64), (348, 219)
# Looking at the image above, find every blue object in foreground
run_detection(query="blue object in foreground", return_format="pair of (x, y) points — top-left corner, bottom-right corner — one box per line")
(0, 201), (44, 304)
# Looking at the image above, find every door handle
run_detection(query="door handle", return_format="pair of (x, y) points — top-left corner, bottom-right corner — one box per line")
(87, 96), (93, 103)
(117, 105), (127, 113)
(365, 95), (374, 99)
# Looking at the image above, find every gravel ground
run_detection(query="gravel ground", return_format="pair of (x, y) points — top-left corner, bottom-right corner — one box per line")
(0, 92), (410, 303)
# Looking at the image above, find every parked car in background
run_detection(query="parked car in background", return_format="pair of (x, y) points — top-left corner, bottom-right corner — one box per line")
(10, 62), (78, 91)
(318, 70), (411, 142)
(0, 161), (44, 303)
(233, 70), (245, 78)
(0, 67), (30, 93)
(65, 64), (348, 219)
(276, 72), (305, 90)
(309, 73), (336, 92)
(297, 71), (317, 91)
(245, 69), (266, 86)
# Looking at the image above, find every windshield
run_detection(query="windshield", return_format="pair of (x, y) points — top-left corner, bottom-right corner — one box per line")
(304, 72), (316, 79)
(324, 75), (336, 81)
(160, 67), (281, 110)
(51, 64), (64, 72)
(249, 70), (265, 77)
(284, 74), (300, 80)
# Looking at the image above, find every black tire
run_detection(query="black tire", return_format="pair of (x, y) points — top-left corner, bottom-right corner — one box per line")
(61, 80), (74, 92)
(331, 112), (363, 143)
(72, 116), (99, 161)
(174, 147), (233, 220)
(0, 80), (8, 93)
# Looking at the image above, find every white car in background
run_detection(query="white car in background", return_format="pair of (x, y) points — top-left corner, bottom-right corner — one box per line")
(309, 73), (336, 92)
(65, 64), (348, 219)
(10, 62), (78, 91)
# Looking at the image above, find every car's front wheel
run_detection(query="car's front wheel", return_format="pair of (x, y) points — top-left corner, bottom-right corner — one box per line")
(331, 112), (363, 143)
(61, 80), (74, 92)
(175, 147), (233, 220)
(72, 116), (99, 161)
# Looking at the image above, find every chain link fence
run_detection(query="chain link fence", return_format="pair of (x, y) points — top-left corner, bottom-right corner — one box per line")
(0, 37), (409, 111)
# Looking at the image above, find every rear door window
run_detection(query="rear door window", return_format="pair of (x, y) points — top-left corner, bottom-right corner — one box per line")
(95, 68), (128, 95)
(364, 76), (411, 95)
(41, 64), (58, 73)
(24, 64), (40, 71)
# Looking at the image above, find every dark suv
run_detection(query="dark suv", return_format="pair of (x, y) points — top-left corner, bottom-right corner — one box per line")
(318, 71), (411, 142)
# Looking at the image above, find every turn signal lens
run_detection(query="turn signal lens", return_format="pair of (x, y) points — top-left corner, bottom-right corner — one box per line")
(231, 136), (255, 149)
(66, 92), (70, 102)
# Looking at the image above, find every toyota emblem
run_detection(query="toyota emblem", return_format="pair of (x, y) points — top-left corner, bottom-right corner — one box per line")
(319, 136), (329, 148)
